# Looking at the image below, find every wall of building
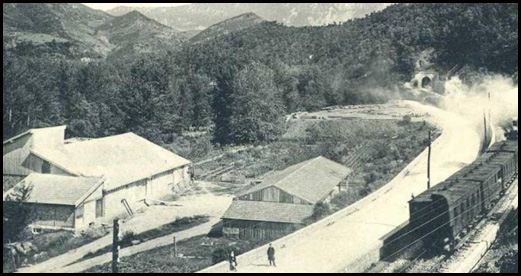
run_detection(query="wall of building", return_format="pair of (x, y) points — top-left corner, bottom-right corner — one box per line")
(239, 186), (309, 205)
(75, 200), (97, 229)
(75, 184), (104, 229)
(27, 203), (76, 229)
(21, 154), (72, 176)
(102, 165), (192, 221)
(3, 134), (33, 176)
(223, 219), (297, 240)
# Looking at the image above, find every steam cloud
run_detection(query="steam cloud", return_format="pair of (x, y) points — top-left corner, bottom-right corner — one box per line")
(441, 75), (518, 140)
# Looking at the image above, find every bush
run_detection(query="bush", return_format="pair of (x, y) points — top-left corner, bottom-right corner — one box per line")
(211, 247), (229, 265)
(311, 202), (332, 222)
(120, 231), (136, 247)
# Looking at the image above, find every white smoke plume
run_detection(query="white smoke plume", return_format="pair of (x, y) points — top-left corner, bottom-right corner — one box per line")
(441, 75), (518, 140)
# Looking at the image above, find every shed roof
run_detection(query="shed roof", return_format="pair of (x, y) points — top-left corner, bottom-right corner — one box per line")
(238, 157), (351, 204)
(3, 174), (104, 207)
(30, 133), (192, 191)
(222, 200), (314, 224)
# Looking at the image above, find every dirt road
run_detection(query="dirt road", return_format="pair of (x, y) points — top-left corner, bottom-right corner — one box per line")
(200, 101), (483, 273)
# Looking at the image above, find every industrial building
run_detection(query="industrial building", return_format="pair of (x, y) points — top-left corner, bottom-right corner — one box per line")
(3, 126), (193, 230)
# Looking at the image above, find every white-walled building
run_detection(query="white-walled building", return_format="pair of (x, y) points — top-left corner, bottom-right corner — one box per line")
(3, 126), (193, 230)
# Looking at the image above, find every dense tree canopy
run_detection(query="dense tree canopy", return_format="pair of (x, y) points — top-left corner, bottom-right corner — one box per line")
(3, 3), (518, 144)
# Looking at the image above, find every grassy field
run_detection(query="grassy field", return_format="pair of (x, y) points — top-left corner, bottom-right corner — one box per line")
(83, 235), (271, 273)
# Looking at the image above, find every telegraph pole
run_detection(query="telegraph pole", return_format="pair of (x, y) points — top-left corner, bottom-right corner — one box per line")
(112, 219), (120, 274)
(484, 113), (488, 147)
(427, 130), (432, 190)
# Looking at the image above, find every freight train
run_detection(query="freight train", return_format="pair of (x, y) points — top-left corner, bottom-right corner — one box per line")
(409, 140), (518, 252)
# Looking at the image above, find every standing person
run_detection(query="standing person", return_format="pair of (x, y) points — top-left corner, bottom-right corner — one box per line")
(229, 251), (238, 272)
(267, 244), (276, 267)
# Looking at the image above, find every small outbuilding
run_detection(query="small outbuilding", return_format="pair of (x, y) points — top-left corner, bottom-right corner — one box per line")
(222, 157), (351, 240)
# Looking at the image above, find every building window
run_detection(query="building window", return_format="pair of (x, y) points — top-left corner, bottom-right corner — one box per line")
(76, 205), (84, 219)
(96, 199), (103, 218)
(42, 161), (51, 174)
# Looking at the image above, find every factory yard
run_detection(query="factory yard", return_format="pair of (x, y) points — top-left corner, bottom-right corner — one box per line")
(199, 101), (482, 273)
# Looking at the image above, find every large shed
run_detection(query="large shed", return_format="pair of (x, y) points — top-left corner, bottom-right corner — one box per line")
(222, 157), (351, 240)
(3, 126), (193, 230)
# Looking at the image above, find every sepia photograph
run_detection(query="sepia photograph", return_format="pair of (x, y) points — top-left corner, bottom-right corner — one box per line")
(2, 2), (518, 273)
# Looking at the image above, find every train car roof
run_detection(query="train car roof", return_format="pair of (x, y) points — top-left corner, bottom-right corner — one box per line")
(410, 188), (438, 203)
(462, 165), (501, 182)
(447, 163), (482, 181)
(487, 141), (518, 154)
(431, 180), (480, 207)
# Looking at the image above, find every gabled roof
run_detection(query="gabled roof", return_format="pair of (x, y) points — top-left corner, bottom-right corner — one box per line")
(223, 200), (314, 224)
(2, 126), (67, 146)
(3, 174), (104, 207)
(30, 133), (192, 191)
(238, 157), (351, 204)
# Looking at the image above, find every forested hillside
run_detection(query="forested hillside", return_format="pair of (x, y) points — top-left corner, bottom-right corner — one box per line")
(3, 3), (518, 146)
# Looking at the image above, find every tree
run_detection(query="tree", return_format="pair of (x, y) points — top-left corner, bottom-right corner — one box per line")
(190, 74), (214, 128)
(3, 184), (33, 245)
(230, 63), (285, 144)
(212, 64), (237, 145)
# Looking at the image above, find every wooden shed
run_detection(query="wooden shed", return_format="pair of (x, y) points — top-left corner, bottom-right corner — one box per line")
(222, 157), (351, 240)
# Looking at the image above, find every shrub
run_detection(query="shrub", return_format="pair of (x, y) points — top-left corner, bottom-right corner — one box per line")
(211, 247), (229, 265)
(120, 231), (136, 247)
(311, 202), (332, 221)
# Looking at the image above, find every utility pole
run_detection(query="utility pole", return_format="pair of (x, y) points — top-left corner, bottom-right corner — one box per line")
(173, 236), (177, 258)
(484, 113), (488, 147)
(112, 219), (120, 274)
(427, 130), (432, 190)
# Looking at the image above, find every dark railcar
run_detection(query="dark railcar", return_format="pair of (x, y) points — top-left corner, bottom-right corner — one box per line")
(487, 141), (518, 172)
(462, 165), (502, 211)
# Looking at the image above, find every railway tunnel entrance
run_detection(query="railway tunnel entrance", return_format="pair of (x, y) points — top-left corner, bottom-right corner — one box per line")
(421, 77), (432, 89)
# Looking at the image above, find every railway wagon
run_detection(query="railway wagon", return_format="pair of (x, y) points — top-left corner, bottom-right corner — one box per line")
(461, 165), (502, 211)
(431, 180), (483, 244)
(446, 161), (482, 182)
(487, 141), (518, 172)
(474, 152), (517, 191)
(409, 141), (518, 252)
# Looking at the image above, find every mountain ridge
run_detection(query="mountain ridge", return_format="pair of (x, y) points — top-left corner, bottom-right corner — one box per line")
(190, 12), (266, 43)
(106, 3), (393, 31)
(3, 3), (185, 59)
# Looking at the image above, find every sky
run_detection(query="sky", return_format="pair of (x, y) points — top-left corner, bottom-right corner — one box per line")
(82, 3), (191, 11)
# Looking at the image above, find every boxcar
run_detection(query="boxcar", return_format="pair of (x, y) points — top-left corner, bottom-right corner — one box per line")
(487, 141), (518, 171)
(432, 180), (482, 242)
(461, 165), (502, 211)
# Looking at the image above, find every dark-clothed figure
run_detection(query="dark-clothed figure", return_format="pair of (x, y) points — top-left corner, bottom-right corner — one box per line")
(267, 244), (276, 267)
(229, 251), (238, 272)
